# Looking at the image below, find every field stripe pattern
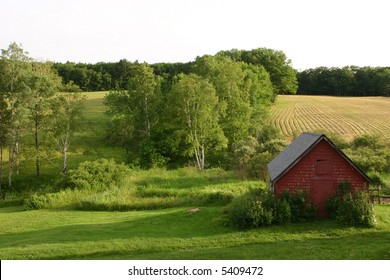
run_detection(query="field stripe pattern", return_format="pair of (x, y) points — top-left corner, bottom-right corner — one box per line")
(269, 95), (390, 140)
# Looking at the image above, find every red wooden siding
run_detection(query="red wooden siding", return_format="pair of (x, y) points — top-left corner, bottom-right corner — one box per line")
(274, 139), (369, 216)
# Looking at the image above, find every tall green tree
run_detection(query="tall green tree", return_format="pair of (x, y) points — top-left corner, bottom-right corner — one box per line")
(25, 62), (62, 176)
(0, 42), (31, 188)
(48, 90), (85, 174)
(219, 48), (298, 94)
(242, 63), (274, 136)
(0, 98), (10, 190)
(126, 63), (161, 139)
(104, 63), (161, 159)
(166, 74), (226, 170)
(192, 55), (251, 148)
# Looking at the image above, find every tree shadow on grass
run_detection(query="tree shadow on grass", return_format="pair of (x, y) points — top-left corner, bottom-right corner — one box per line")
(0, 207), (228, 248)
(2, 206), (389, 260)
(43, 230), (390, 260)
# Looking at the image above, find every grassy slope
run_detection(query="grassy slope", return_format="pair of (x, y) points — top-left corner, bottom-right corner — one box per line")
(0, 205), (389, 260)
(9, 91), (125, 193)
(269, 95), (390, 141)
(65, 91), (126, 165)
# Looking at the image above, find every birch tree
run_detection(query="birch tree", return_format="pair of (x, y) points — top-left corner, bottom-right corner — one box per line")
(166, 74), (226, 170)
(105, 63), (161, 140)
(25, 62), (62, 176)
(0, 42), (30, 188)
(48, 91), (85, 173)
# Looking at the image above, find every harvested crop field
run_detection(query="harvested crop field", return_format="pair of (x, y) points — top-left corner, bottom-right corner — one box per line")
(269, 95), (390, 141)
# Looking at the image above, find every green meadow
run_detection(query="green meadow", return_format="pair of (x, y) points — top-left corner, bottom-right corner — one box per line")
(1, 92), (390, 260)
(1, 203), (390, 260)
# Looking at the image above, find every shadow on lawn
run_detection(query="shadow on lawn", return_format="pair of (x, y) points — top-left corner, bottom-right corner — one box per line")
(2, 207), (390, 260)
(45, 229), (390, 260)
(0, 207), (228, 246)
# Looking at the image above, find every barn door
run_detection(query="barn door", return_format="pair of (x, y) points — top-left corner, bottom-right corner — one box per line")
(310, 179), (336, 217)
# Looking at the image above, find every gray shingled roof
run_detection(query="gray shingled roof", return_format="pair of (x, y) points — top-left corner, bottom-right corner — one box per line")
(267, 132), (323, 182)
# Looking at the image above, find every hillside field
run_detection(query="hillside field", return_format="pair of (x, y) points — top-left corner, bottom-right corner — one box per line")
(269, 95), (390, 141)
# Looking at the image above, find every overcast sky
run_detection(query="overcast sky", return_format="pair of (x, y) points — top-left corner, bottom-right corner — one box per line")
(1, 0), (389, 70)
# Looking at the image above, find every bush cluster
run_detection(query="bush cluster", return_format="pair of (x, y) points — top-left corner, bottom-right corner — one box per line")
(345, 135), (390, 174)
(67, 158), (130, 190)
(327, 181), (376, 227)
(24, 189), (85, 210)
(24, 159), (131, 210)
(231, 126), (286, 180)
(226, 188), (316, 229)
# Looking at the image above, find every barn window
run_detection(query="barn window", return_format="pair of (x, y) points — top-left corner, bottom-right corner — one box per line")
(316, 159), (332, 175)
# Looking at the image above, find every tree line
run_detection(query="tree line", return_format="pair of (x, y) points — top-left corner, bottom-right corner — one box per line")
(53, 48), (298, 95)
(54, 55), (390, 97)
(297, 66), (390, 96)
(0, 43), (84, 192)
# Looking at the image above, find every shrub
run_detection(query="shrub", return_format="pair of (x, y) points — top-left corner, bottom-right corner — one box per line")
(273, 199), (291, 224)
(346, 135), (390, 174)
(231, 137), (258, 179)
(67, 158), (130, 190)
(24, 194), (49, 210)
(226, 188), (274, 229)
(279, 190), (317, 222)
(368, 171), (390, 195)
(327, 182), (376, 227)
(139, 139), (168, 169)
(24, 189), (86, 210)
(226, 188), (316, 229)
(338, 191), (376, 227)
(248, 152), (274, 180)
(231, 127), (286, 180)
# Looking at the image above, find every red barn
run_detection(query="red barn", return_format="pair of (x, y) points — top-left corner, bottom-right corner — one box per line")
(267, 132), (371, 217)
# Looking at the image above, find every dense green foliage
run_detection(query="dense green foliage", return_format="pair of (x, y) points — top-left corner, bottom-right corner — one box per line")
(218, 48), (298, 95)
(343, 134), (390, 174)
(298, 66), (390, 96)
(327, 182), (376, 227)
(0, 43), (85, 192)
(52, 48), (297, 95)
(104, 55), (277, 170)
(231, 126), (286, 179)
(66, 158), (130, 190)
(226, 188), (274, 229)
(226, 188), (317, 229)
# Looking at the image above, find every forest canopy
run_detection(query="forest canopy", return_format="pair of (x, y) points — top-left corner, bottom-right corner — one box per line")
(298, 66), (390, 96)
(53, 48), (298, 95)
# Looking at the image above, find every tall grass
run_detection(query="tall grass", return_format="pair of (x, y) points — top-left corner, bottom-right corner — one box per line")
(24, 167), (264, 211)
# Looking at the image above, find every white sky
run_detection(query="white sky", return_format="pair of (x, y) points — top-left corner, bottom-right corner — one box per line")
(1, 0), (389, 70)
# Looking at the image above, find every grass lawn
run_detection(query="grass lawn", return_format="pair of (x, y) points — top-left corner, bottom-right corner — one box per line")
(1, 204), (389, 260)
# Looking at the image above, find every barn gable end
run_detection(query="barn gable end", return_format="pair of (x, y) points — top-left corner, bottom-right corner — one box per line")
(267, 132), (371, 216)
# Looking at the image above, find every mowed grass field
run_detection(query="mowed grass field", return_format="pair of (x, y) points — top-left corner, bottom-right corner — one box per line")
(1, 203), (390, 260)
(269, 95), (390, 141)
